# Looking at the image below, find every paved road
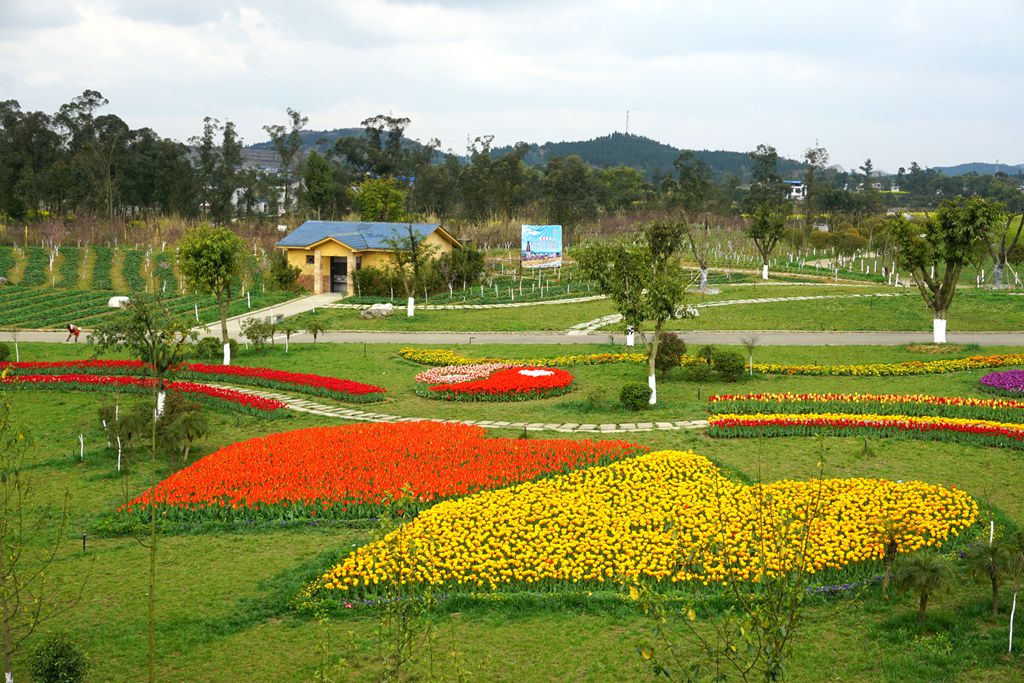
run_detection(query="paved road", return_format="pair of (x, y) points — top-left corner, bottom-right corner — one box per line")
(6, 329), (1024, 347)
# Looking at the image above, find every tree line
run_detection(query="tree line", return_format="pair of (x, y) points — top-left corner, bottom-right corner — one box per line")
(1, 90), (1022, 244)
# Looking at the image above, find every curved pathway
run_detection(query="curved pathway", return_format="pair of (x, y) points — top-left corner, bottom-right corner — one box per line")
(568, 291), (913, 334)
(228, 385), (709, 434)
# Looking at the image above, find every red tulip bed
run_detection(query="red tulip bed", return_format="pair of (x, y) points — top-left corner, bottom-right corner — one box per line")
(707, 413), (1024, 450)
(0, 360), (386, 403)
(416, 365), (574, 402)
(708, 392), (1024, 422)
(117, 422), (643, 526)
(1, 373), (287, 417)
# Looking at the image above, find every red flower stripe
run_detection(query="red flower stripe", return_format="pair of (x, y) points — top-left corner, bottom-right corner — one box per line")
(0, 360), (384, 402)
(119, 422), (644, 523)
(1, 373), (287, 415)
(708, 412), (1024, 450)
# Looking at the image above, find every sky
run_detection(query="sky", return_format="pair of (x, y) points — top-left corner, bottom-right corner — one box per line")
(1, 0), (1022, 171)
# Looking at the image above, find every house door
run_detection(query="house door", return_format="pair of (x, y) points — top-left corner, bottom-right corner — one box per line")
(329, 257), (348, 293)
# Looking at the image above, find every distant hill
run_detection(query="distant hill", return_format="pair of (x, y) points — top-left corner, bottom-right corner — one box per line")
(243, 128), (803, 181)
(932, 162), (1024, 176)
(491, 132), (805, 182)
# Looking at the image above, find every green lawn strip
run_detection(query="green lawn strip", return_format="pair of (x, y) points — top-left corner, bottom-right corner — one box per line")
(4, 390), (1020, 682)
(15, 340), (1023, 429)
(660, 290), (1024, 332)
(109, 247), (128, 292)
(77, 246), (95, 289)
(292, 298), (616, 332)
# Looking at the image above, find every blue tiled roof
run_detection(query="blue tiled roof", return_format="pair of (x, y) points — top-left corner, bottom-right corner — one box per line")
(275, 221), (443, 250)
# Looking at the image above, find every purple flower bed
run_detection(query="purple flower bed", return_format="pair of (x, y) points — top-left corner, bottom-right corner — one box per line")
(979, 370), (1024, 397)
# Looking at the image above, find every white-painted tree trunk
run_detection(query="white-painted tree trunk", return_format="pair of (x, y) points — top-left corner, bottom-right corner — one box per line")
(647, 374), (657, 405)
(155, 390), (166, 418)
(407, 297), (415, 317)
(1010, 591), (1017, 652)
(761, 264), (769, 280)
(626, 331), (635, 347)
(223, 342), (231, 366)
(933, 318), (947, 344)
(116, 436), (122, 471)
(13, 342), (18, 362)
(699, 267), (708, 290)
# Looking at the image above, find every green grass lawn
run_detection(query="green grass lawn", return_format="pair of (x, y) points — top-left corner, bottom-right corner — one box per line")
(293, 283), (895, 333)
(8, 368), (1024, 683)
(5, 341), (1024, 680)
(662, 290), (1024, 332)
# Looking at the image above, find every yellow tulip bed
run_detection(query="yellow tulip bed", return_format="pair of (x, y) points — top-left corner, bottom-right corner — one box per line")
(399, 347), (647, 367)
(307, 450), (976, 598)
(749, 354), (1024, 377)
(400, 347), (1024, 377)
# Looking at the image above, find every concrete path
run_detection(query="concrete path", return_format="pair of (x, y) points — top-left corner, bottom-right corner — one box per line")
(5, 329), (1024, 346)
(227, 385), (710, 434)
(568, 291), (913, 334)
(196, 293), (343, 338)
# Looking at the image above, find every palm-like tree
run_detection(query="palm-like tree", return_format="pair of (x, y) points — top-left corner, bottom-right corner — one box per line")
(965, 538), (1007, 616)
(893, 551), (956, 626)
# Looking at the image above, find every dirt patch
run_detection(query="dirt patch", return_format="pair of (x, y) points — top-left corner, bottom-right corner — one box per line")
(903, 344), (966, 354)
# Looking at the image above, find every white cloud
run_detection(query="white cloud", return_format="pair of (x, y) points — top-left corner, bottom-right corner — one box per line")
(0, 0), (1021, 169)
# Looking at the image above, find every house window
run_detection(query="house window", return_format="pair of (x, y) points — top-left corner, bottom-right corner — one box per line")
(306, 255), (314, 265)
(355, 256), (362, 270)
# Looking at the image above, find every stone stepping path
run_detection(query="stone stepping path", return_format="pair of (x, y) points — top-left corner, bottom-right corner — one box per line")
(568, 291), (912, 334)
(226, 385), (708, 434)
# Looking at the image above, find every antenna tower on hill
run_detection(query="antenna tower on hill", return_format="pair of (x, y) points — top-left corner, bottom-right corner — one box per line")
(625, 110), (629, 135)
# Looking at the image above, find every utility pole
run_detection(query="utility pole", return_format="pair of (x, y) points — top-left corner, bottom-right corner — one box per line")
(625, 110), (630, 135)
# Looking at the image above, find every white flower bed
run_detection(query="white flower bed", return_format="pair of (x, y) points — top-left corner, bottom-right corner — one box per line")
(414, 363), (511, 385)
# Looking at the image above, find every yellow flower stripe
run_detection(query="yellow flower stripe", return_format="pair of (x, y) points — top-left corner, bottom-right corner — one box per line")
(709, 412), (1024, 434)
(399, 347), (647, 367)
(402, 348), (1024, 377)
(313, 450), (976, 594)
(749, 354), (1024, 377)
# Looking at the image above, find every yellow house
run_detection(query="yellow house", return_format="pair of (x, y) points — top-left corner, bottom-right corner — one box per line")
(275, 221), (461, 295)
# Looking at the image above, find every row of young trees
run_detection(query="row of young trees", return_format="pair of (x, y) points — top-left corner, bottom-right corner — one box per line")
(4, 91), (1021, 239)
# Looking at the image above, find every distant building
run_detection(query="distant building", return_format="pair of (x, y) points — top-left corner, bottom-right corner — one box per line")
(784, 180), (806, 200)
(276, 221), (461, 295)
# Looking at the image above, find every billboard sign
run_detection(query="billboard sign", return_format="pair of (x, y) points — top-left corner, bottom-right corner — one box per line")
(521, 224), (562, 269)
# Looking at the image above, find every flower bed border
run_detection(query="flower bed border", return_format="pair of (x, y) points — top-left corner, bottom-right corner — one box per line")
(708, 392), (1024, 423)
(2, 373), (287, 417)
(0, 360), (385, 403)
(708, 412), (1024, 450)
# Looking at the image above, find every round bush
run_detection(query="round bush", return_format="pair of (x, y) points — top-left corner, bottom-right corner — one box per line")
(711, 349), (746, 382)
(620, 382), (652, 411)
(193, 336), (238, 360)
(0, 342), (10, 362)
(683, 361), (715, 383)
(29, 632), (87, 683)
(654, 332), (687, 376)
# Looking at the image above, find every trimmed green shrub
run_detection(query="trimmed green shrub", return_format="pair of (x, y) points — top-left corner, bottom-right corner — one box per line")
(654, 332), (687, 377)
(620, 382), (652, 411)
(192, 336), (238, 360)
(683, 361), (715, 383)
(712, 349), (746, 382)
(29, 632), (87, 683)
(241, 318), (274, 350)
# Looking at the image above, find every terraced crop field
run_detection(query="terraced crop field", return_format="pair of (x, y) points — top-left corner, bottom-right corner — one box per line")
(0, 245), (296, 329)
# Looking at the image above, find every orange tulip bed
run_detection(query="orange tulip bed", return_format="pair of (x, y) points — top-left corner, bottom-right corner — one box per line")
(118, 422), (643, 527)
